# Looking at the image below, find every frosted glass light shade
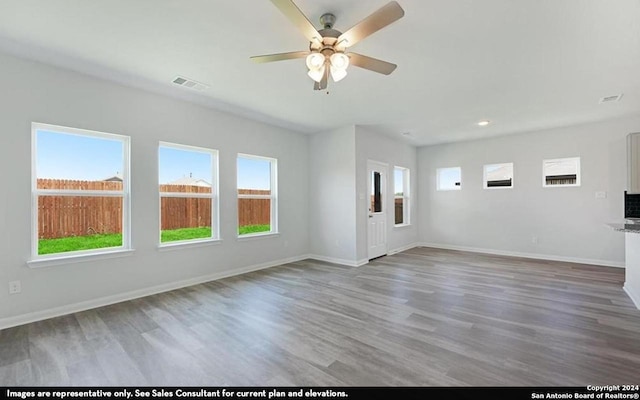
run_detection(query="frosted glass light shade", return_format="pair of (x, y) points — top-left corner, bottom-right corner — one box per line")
(330, 66), (347, 82)
(308, 65), (325, 82)
(330, 52), (350, 69)
(306, 53), (325, 70)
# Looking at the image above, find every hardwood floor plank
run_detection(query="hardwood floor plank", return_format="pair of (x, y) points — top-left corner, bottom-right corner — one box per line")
(1, 247), (639, 386)
(0, 360), (34, 386)
(0, 325), (29, 367)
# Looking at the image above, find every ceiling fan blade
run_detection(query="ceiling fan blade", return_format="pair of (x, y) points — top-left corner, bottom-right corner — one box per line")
(349, 53), (397, 75)
(337, 2), (404, 49)
(270, 0), (322, 44)
(250, 51), (308, 63)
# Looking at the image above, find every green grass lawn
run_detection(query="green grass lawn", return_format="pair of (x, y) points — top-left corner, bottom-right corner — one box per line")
(38, 233), (123, 255)
(161, 227), (211, 243)
(238, 224), (271, 235)
(39, 225), (272, 254)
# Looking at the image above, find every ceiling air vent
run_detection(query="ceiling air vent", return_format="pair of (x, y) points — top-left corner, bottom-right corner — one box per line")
(172, 76), (209, 91)
(599, 94), (623, 104)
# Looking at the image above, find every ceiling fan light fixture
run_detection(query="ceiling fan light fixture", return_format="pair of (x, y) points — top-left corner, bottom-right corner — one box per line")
(252, 0), (405, 91)
(330, 52), (350, 70)
(336, 38), (349, 48)
(306, 52), (325, 70)
(330, 65), (347, 82)
(308, 64), (326, 82)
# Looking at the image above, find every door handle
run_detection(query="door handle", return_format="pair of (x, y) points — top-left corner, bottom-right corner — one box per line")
(369, 215), (373, 218)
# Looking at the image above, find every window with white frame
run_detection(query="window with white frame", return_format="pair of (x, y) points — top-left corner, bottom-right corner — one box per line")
(237, 154), (277, 236)
(32, 123), (130, 259)
(543, 157), (580, 187)
(158, 143), (218, 244)
(437, 167), (462, 191)
(394, 166), (410, 226)
(484, 163), (514, 189)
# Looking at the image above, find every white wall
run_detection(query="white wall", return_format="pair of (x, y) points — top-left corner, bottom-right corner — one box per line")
(309, 126), (359, 264)
(0, 52), (310, 325)
(355, 127), (419, 261)
(418, 116), (640, 266)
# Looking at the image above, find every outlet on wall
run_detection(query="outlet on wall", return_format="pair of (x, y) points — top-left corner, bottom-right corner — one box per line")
(532, 235), (539, 245)
(9, 280), (21, 295)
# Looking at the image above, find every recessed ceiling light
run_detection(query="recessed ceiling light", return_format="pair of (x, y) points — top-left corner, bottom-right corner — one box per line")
(478, 120), (491, 127)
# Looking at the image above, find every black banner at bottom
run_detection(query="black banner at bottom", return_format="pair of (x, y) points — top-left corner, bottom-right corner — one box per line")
(1, 386), (639, 400)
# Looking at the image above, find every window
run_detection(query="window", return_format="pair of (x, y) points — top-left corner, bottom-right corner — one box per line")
(394, 166), (410, 226)
(543, 157), (581, 187)
(32, 123), (130, 259)
(237, 154), (277, 236)
(371, 171), (383, 213)
(158, 143), (218, 245)
(437, 167), (462, 191)
(484, 163), (514, 189)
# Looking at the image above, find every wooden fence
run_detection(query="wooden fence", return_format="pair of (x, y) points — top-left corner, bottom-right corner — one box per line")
(238, 189), (271, 230)
(394, 198), (404, 224)
(160, 184), (212, 231)
(38, 179), (123, 239)
(370, 195), (405, 224)
(37, 179), (271, 239)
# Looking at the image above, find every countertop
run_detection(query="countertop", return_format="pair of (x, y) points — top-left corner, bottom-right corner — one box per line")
(608, 221), (640, 233)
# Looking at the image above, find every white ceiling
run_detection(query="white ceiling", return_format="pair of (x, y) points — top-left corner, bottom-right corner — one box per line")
(1, 0), (639, 146)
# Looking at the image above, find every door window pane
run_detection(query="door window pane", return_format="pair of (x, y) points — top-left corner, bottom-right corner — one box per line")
(371, 171), (382, 213)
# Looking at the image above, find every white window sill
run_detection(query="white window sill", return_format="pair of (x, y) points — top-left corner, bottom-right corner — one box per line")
(237, 232), (280, 241)
(158, 238), (222, 251)
(27, 248), (135, 268)
(394, 224), (412, 229)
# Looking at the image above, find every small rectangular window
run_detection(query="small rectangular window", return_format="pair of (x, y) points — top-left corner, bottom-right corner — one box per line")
(159, 143), (218, 245)
(371, 171), (383, 213)
(543, 157), (580, 187)
(394, 167), (410, 226)
(437, 167), (462, 191)
(237, 154), (278, 236)
(32, 123), (130, 258)
(484, 163), (514, 189)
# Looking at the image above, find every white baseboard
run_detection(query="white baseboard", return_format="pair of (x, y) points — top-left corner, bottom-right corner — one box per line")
(388, 242), (420, 255)
(308, 244), (419, 267)
(624, 285), (640, 310)
(355, 258), (368, 267)
(419, 242), (625, 269)
(308, 254), (368, 267)
(0, 254), (308, 331)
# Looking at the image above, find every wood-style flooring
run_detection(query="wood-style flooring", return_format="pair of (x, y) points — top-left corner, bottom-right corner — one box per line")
(1, 247), (640, 386)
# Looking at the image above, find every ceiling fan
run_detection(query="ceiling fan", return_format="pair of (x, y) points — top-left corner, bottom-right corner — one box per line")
(251, 0), (405, 90)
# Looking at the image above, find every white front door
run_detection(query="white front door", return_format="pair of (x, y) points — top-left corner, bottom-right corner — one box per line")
(368, 161), (388, 260)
